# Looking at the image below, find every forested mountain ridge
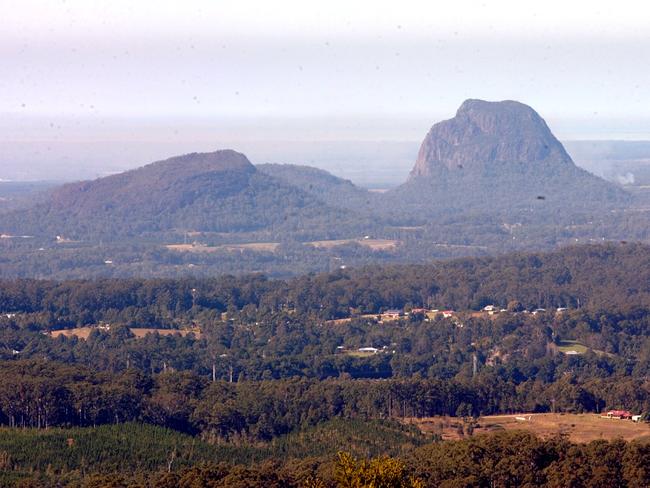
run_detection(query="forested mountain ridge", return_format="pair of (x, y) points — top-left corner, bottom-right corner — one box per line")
(257, 163), (377, 211)
(0, 150), (365, 240)
(0, 180), (58, 214)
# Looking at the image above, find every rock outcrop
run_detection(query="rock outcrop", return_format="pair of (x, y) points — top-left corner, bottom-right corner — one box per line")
(392, 99), (628, 214)
(410, 99), (574, 179)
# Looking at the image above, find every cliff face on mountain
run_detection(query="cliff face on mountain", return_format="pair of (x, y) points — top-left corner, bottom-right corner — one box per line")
(410, 99), (574, 179)
(394, 99), (628, 215)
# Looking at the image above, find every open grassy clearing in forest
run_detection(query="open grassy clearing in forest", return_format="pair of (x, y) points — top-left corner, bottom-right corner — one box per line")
(219, 242), (280, 252)
(166, 242), (280, 253)
(389, 226), (426, 231)
(409, 413), (650, 443)
(556, 339), (589, 354)
(552, 339), (614, 357)
(50, 327), (201, 340)
(345, 350), (380, 357)
(308, 238), (399, 251)
(168, 239), (400, 253)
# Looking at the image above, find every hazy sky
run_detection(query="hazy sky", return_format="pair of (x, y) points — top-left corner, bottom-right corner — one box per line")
(2, 0), (650, 180)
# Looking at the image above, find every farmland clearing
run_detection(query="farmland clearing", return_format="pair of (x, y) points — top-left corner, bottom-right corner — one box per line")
(408, 413), (650, 443)
(50, 327), (201, 340)
(308, 238), (398, 251)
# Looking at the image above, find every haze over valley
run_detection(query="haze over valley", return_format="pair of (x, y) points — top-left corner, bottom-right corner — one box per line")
(4, 130), (650, 190)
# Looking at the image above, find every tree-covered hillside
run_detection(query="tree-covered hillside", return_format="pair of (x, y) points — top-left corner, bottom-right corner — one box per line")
(0, 151), (365, 241)
(1, 243), (650, 486)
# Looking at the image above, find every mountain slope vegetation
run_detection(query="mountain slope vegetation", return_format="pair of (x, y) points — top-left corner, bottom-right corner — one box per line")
(0, 150), (365, 241)
(257, 163), (377, 212)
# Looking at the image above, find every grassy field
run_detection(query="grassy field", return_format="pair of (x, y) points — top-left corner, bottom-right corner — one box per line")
(556, 339), (589, 354)
(220, 242), (280, 252)
(345, 350), (380, 357)
(308, 238), (398, 251)
(389, 226), (425, 231)
(50, 327), (201, 340)
(325, 317), (354, 326)
(166, 243), (217, 252)
(167, 239), (398, 253)
(554, 339), (614, 357)
(166, 242), (279, 253)
(409, 413), (650, 443)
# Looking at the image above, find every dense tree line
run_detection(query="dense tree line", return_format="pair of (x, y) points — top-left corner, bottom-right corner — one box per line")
(2, 360), (650, 439)
(0, 419), (423, 478)
(0, 243), (648, 320)
(2, 427), (650, 487)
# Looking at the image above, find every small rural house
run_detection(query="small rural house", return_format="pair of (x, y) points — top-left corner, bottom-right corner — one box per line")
(409, 308), (428, 317)
(380, 309), (402, 321)
(603, 410), (633, 419)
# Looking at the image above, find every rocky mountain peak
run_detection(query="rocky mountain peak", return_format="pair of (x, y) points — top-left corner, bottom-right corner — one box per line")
(410, 99), (573, 178)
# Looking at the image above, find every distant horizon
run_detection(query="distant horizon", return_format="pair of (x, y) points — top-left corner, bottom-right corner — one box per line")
(3, 101), (650, 185)
(2, 131), (650, 187)
(4, 0), (650, 184)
